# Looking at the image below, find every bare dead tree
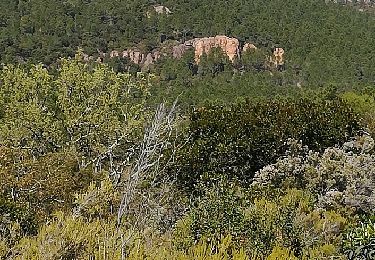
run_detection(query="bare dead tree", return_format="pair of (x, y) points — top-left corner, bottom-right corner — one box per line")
(73, 100), (183, 258)
(116, 99), (181, 228)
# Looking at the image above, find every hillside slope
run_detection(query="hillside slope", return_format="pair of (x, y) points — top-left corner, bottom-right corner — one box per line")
(1, 0), (374, 104)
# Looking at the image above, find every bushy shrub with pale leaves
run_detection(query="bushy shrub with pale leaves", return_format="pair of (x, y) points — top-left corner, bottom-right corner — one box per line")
(253, 137), (375, 214)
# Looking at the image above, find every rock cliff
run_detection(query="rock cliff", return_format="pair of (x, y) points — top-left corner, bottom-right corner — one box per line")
(86, 35), (284, 70)
(146, 5), (172, 18)
(271, 47), (285, 67)
(93, 49), (164, 68)
(172, 36), (240, 62)
(187, 36), (240, 63)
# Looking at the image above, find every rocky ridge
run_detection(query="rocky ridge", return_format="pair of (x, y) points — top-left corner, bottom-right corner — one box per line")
(83, 35), (284, 70)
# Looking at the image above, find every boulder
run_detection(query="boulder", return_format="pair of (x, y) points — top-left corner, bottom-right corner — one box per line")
(110, 50), (119, 58)
(273, 47), (285, 66)
(143, 53), (154, 67)
(172, 43), (191, 59)
(154, 5), (172, 15)
(243, 43), (257, 53)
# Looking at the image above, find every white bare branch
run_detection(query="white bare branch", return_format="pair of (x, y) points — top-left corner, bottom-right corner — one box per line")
(117, 99), (180, 227)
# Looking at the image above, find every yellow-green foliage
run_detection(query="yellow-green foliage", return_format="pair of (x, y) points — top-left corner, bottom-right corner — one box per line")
(0, 240), (7, 259)
(12, 210), (345, 260)
(11, 211), (250, 260)
(341, 92), (375, 133)
(0, 147), (94, 255)
(0, 147), (94, 221)
(128, 235), (249, 260)
(13, 212), (126, 259)
(341, 92), (375, 118)
(0, 58), (151, 158)
(7, 212), (124, 259)
(184, 186), (348, 258)
(266, 246), (298, 260)
(173, 215), (195, 250)
(242, 189), (316, 255)
(74, 176), (120, 220)
(0, 58), (155, 254)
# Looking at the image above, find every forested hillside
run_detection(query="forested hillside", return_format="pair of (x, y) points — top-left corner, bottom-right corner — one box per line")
(1, 0), (375, 103)
(0, 0), (375, 259)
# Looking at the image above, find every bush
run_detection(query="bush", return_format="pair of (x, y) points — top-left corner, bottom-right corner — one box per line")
(0, 198), (37, 258)
(174, 181), (347, 258)
(11, 211), (249, 260)
(73, 176), (120, 220)
(0, 147), (95, 222)
(176, 98), (361, 190)
(0, 59), (150, 161)
(188, 180), (246, 246)
(343, 216), (375, 259)
(341, 91), (375, 135)
(253, 137), (375, 214)
(12, 212), (124, 259)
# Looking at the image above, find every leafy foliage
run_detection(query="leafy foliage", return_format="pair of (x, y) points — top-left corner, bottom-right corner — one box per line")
(0, 58), (150, 160)
(11, 211), (249, 260)
(1, 1), (375, 257)
(0, 147), (94, 221)
(253, 136), (375, 214)
(343, 217), (375, 259)
(1, 0), (375, 107)
(0, 58), (153, 255)
(176, 98), (361, 190)
(175, 183), (347, 258)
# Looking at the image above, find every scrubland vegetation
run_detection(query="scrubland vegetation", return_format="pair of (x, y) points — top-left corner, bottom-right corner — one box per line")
(1, 0), (375, 259)
(0, 59), (374, 259)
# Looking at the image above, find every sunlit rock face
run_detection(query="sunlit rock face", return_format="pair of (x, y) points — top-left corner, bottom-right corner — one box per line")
(186, 36), (240, 63)
(89, 36), (282, 69)
(172, 43), (192, 59)
(242, 43), (258, 53)
(268, 47), (285, 68)
(146, 5), (172, 18)
(153, 5), (172, 15)
(121, 50), (144, 64)
(274, 47), (285, 66)
(96, 36), (242, 66)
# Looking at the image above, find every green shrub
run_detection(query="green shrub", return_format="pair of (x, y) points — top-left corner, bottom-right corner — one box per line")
(11, 211), (249, 260)
(0, 198), (38, 257)
(341, 91), (375, 134)
(253, 137), (375, 214)
(189, 180), (246, 245)
(175, 182), (347, 258)
(0, 147), (96, 256)
(0, 59), (150, 160)
(12, 212), (124, 259)
(176, 98), (361, 190)
(266, 246), (298, 260)
(0, 147), (95, 222)
(343, 217), (375, 260)
(73, 176), (120, 220)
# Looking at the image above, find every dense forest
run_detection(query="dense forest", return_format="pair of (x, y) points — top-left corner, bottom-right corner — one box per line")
(0, 0), (375, 259)
(1, 0), (375, 106)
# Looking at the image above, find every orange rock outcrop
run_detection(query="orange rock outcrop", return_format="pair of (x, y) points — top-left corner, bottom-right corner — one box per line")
(270, 47), (285, 67)
(86, 36), (286, 70)
(242, 43), (257, 53)
(186, 36), (240, 63)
